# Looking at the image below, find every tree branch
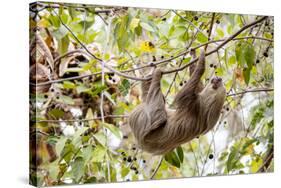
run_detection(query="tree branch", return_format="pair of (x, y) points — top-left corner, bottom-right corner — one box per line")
(32, 35), (271, 87)
(227, 88), (273, 97)
(36, 115), (128, 123)
(258, 146), (274, 172)
(30, 2), (115, 14)
(205, 13), (216, 51)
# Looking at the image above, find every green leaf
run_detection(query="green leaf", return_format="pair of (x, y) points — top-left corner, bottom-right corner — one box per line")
(176, 146), (184, 163)
(78, 18), (95, 31)
(130, 18), (140, 31)
(140, 22), (154, 32)
(91, 145), (106, 162)
(121, 167), (130, 177)
(243, 68), (251, 85)
(57, 95), (75, 105)
(72, 127), (89, 146)
(103, 123), (122, 139)
(82, 145), (94, 164)
(76, 84), (91, 94)
(228, 55), (236, 65)
(93, 131), (107, 146)
(172, 26), (186, 37)
(227, 147), (239, 172)
(48, 15), (60, 28)
(235, 42), (244, 67)
(58, 35), (69, 55)
(164, 150), (181, 168)
(244, 44), (256, 69)
(68, 7), (77, 20)
(251, 157), (263, 172)
(196, 32), (208, 43)
(71, 157), (85, 182)
(48, 109), (64, 119)
(63, 81), (76, 89)
(55, 137), (68, 156)
(118, 79), (130, 96)
(216, 28), (224, 37)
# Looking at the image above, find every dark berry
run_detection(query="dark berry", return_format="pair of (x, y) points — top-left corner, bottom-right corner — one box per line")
(162, 17), (167, 21)
(44, 94), (48, 98)
(135, 170), (139, 174)
(123, 157), (127, 161)
(143, 160), (146, 163)
(148, 42), (154, 47)
(123, 135), (128, 139)
(126, 179), (130, 181)
(56, 96), (59, 100)
(50, 88), (55, 92)
(210, 64), (213, 68)
(161, 55), (164, 59)
(226, 107), (229, 111)
(194, 16), (198, 21)
(184, 81), (187, 84)
(179, 82), (183, 86)
(149, 62), (154, 67)
(216, 20), (220, 24)
(108, 76), (112, 80)
(152, 56), (156, 62)
(132, 147), (136, 150)
(224, 121), (227, 124)
(256, 59), (260, 64)
(209, 154), (214, 159)
(133, 157), (137, 161)
(214, 65), (217, 69)
(112, 79), (116, 83)
(170, 55), (174, 58)
(121, 151), (126, 156)
(263, 52), (269, 57)
(207, 29), (210, 33)
(127, 156), (132, 162)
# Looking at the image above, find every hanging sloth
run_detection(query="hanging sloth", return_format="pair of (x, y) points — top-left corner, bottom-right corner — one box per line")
(128, 50), (226, 155)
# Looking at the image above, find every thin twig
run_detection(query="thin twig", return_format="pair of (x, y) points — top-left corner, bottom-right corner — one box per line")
(258, 146), (274, 172)
(150, 156), (163, 179)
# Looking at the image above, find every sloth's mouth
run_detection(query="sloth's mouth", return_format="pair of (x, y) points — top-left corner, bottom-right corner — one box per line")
(211, 77), (222, 90)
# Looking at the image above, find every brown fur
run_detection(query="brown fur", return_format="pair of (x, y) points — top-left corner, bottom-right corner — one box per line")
(129, 50), (226, 155)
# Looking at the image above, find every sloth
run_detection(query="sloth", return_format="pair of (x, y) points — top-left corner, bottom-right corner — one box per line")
(128, 50), (226, 155)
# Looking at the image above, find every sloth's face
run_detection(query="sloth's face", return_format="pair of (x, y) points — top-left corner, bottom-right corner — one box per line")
(211, 77), (223, 90)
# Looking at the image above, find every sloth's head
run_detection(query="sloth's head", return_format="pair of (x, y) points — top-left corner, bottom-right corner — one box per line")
(210, 77), (223, 90)
(201, 76), (226, 99)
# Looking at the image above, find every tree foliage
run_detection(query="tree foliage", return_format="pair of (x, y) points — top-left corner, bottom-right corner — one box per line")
(29, 2), (273, 186)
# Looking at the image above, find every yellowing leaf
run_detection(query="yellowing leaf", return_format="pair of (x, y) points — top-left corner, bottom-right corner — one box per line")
(140, 41), (155, 52)
(130, 18), (140, 31)
(251, 157), (263, 172)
